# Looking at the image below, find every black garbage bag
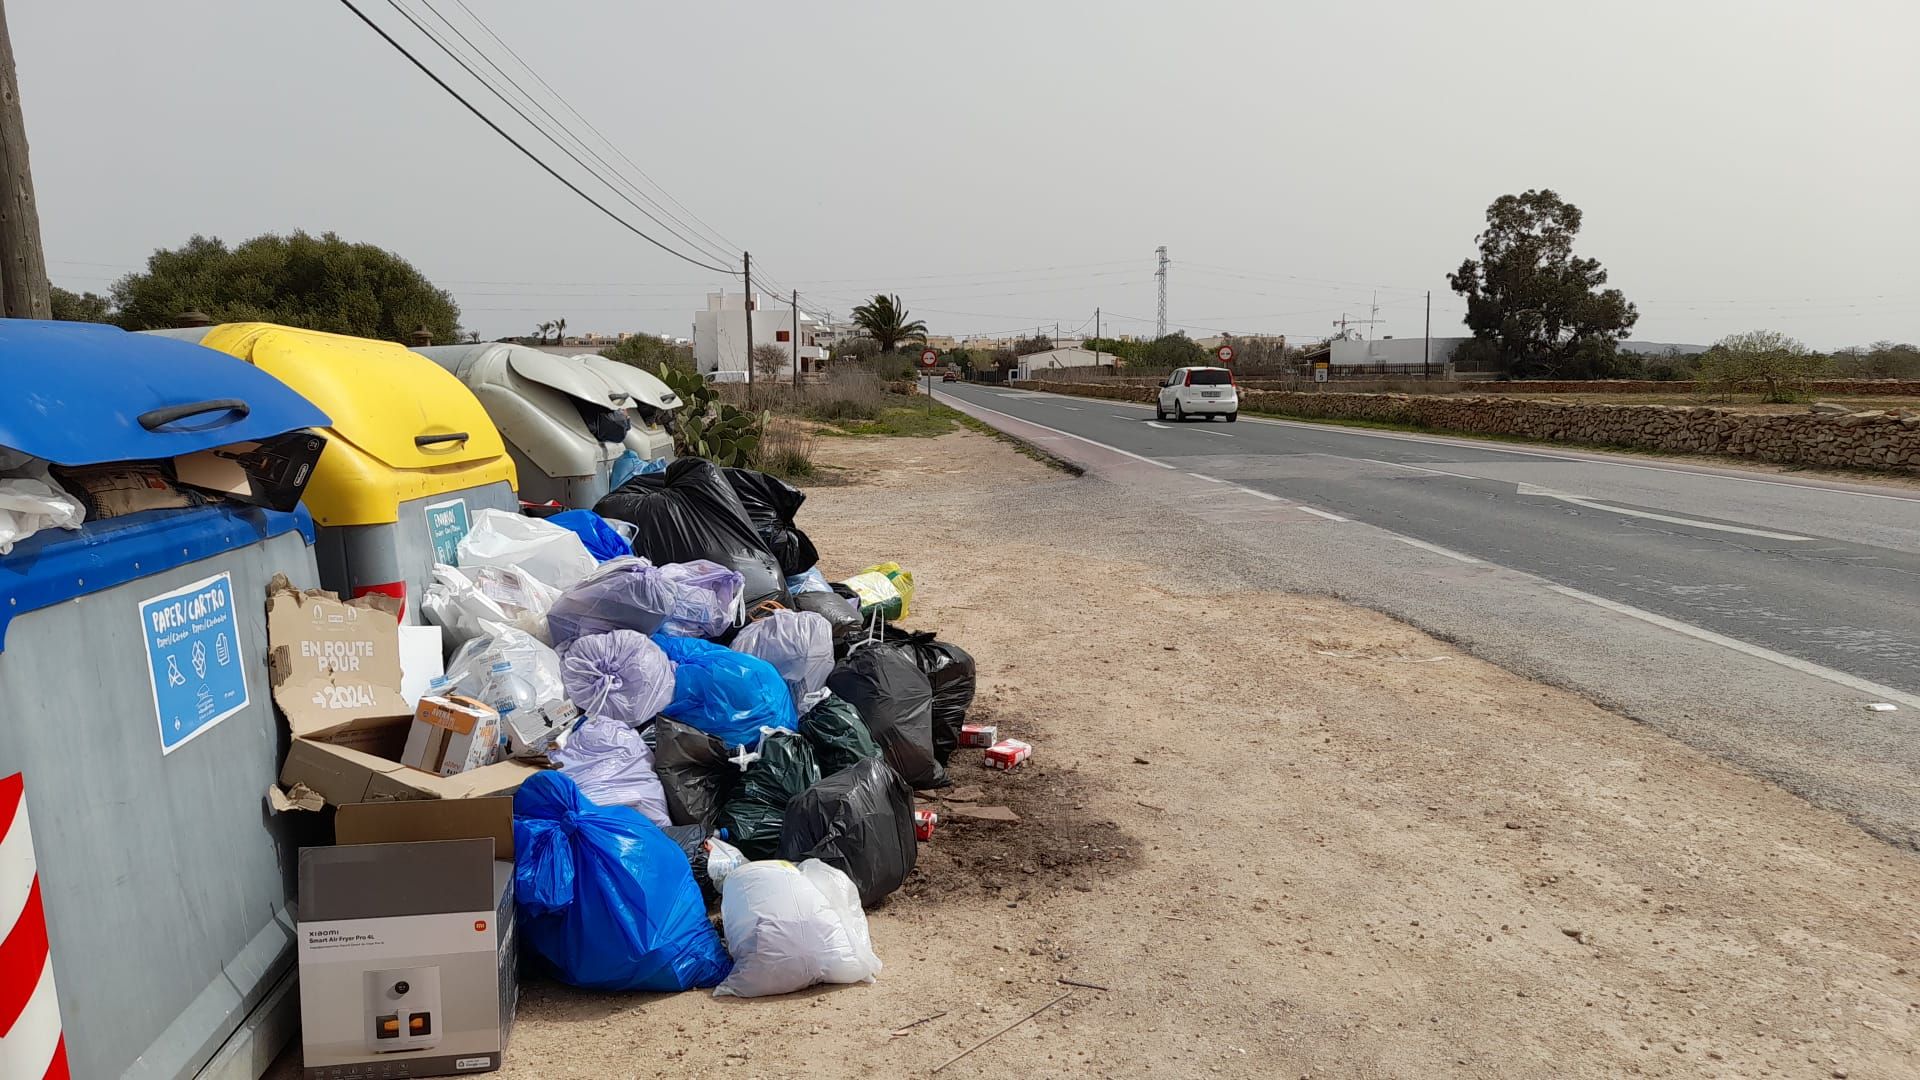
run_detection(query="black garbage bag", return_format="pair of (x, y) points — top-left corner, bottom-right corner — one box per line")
(793, 590), (862, 658)
(777, 758), (918, 908)
(594, 457), (789, 609)
(723, 468), (820, 578)
(715, 730), (821, 859)
(653, 718), (740, 831)
(799, 693), (881, 776)
(883, 628), (978, 767)
(827, 644), (945, 790)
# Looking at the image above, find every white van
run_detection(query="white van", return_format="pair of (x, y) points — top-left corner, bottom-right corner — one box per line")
(1156, 366), (1239, 422)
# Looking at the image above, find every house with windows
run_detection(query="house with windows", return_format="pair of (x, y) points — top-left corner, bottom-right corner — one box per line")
(691, 292), (827, 378)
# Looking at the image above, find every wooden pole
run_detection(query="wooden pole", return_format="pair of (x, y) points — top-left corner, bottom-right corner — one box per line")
(0, 0), (49, 319)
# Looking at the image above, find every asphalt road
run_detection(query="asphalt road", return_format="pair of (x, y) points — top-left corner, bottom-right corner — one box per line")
(938, 381), (1920, 847)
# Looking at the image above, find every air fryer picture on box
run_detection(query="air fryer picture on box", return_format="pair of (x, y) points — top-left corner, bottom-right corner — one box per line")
(297, 837), (516, 1077)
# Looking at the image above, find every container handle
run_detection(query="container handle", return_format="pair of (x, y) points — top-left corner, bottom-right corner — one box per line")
(137, 398), (250, 431)
(415, 431), (469, 446)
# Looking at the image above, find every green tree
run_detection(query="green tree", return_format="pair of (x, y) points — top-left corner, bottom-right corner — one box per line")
(1012, 334), (1054, 356)
(110, 231), (461, 343)
(1447, 189), (1638, 379)
(849, 293), (928, 353)
(1832, 340), (1920, 379)
(948, 347), (976, 374)
(50, 285), (113, 323)
(601, 332), (693, 373)
(1141, 332), (1207, 369)
(1697, 330), (1826, 403)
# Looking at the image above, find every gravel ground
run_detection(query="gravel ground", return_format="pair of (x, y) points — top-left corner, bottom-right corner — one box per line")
(273, 429), (1920, 1079)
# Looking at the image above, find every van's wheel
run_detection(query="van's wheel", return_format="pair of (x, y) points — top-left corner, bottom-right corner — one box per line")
(1174, 402), (1186, 422)
(1226, 412), (1239, 423)
(1155, 404), (1166, 421)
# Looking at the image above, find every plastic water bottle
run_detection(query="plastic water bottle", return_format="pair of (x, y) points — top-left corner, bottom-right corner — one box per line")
(480, 660), (537, 719)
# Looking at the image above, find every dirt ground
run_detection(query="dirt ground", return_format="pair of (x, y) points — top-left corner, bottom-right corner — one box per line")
(283, 430), (1920, 1079)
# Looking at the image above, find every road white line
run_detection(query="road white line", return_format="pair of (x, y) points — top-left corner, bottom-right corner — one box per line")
(1236, 486), (1282, 501)
(1395, 537), (1483, 564)
(1353, 456), (1482, 481)
(1112, 414), (1136, 420)
(1188, 473), (1224, 483)
(937, 394), (1177, 469)
(1545, 585), (1920, 710)
(1195, 429), (1235, 437)
(1060, 406), (1082, 410)
(1297, 506), (1349, 521)
(1146, 421), (1173, 429)
(1516, 488), (1814, 541)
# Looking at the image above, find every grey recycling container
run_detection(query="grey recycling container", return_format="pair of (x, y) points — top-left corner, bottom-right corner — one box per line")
(415, 343), (634, 509)
(146, 324), (520, 623)
(577, 354), (679, 462)
(0, 319), (331, 1079)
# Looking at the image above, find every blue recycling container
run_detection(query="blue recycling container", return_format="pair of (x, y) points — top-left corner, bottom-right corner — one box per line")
(0, 320), (330, 1080)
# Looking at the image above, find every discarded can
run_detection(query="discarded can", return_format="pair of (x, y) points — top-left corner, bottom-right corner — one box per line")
(913, 808), (938, 841)
(959, 723), (998, 748)
(983, 738), (1033, 771)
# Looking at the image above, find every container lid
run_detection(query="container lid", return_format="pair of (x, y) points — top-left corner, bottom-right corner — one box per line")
(0, 319), (331, 465)
(580, 356), (682, 413)
(197, 324), (508, 472)
(0, 502), (314, 651)
(417, 343), (630, 410)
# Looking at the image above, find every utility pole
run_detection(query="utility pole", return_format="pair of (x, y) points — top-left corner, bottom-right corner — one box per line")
(791, 288), (800, 389)
(0, 0), (49, 319)
(1422, 290), (1432, 380)
(1154, 246), (1169, 339)
(1094, 307), (1101, 371)
(741, 251), (754, 402)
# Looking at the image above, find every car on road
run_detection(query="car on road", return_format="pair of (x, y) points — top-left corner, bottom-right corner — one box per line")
(942, 371), (959, 382)
(1156, 366), (1238, 422)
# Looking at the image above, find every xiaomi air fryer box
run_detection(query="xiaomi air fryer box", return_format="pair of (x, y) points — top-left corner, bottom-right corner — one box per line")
(297, 837), (517, 1077)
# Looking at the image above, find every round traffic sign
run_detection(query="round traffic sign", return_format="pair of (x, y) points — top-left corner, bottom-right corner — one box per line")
(920, 348), (939, 367)
(1216, 344), (1236, 363)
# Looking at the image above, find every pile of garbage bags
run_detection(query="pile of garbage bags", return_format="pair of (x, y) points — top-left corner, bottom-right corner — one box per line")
(412, 463), (988, 1000)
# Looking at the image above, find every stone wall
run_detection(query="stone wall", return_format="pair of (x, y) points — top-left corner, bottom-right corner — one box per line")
(1010, 381), (1920, 473)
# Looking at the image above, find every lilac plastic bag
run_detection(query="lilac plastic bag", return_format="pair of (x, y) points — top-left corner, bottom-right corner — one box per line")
(560, 629), (676, 727)
(657, 560), (744, 638)
(551, 716), (671, 826)
(731, 610), (834, 711)
(546, 556), (680, 647)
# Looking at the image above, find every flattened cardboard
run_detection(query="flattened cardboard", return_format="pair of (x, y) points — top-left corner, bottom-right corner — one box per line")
(174, 431), (326, 513)
(335, 797), (516, 860)
(266, 575), (411, 740)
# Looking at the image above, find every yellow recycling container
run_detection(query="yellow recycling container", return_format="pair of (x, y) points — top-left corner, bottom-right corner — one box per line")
(149, 323), (519, 620)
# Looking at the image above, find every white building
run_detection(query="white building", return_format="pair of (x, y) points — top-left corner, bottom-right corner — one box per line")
(692, 292), (827, 378)
(1330, 336), (1470, 369)
(1014, 346), (1111, 381)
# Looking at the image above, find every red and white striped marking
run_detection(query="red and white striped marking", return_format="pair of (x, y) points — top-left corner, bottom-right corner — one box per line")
(0, 774), (67, 1080)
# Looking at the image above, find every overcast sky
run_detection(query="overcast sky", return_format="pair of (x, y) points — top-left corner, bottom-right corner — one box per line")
(14, 0), (1918, 348)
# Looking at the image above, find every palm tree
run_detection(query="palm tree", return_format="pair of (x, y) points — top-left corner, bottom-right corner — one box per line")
(850, 294), (928, 353)
(553, 316), (568, 343)
(533, 320), (554, 343)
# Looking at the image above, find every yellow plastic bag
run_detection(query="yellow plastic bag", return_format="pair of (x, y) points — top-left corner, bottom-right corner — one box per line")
(845, 562), (914, 620)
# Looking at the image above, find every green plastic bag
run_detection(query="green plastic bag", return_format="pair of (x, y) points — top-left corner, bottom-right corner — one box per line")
(800, 694), (881, 776)
(716, 731), (821, 859)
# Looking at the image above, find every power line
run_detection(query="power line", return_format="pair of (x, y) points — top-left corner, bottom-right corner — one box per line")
(331, 0), (734, 273)
(408, 0), (736, 266)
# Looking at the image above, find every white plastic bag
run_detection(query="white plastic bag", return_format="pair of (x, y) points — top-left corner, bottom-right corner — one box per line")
(731, 610), (834, 712)
(456, 509), (597, 590)
(421, 563), (560, 648)
(712, 859), (882, 998)
(550, 716), (671, 826)
(0, 455), (85, 555)
(446, 621), (575, 733)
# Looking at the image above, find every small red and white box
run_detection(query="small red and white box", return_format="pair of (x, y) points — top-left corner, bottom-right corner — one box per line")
(958, 723), (998, 748)
(983, 738), (1033, 771)
(913, 809), (938, 841)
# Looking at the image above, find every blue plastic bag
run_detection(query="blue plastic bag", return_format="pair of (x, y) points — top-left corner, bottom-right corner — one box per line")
(786, 567), (831, 595)
(652, 633), (798, 748)
(514, 771), (733, 992)
(549, 509), (632, 563)
(610, 450), (669, 491)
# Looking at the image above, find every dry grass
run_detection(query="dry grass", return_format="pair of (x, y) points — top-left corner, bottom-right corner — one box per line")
(753, 417), (817, 479)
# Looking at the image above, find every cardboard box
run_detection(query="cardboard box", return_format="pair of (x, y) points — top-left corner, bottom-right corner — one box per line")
(52, 464), (197, 517)
(958, 723), (998, 748)
(402, 695), (502, 778)
(268, 576), (541, 808)
(983, 739), (1033, 771)
(173, 430), (327, 513)
(334, 797), (516, 860)
(297, 838), (515, 1077)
